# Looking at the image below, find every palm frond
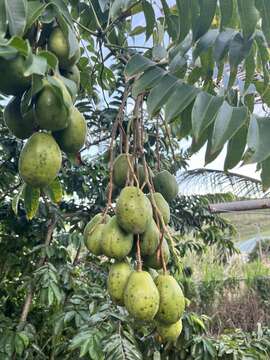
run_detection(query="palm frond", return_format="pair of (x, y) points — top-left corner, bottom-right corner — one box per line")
(177, 169), (269, 198)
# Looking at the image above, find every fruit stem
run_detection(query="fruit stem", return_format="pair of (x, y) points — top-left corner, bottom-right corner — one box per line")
(159, 230), (167, 274)
(136, 234), (142, 271)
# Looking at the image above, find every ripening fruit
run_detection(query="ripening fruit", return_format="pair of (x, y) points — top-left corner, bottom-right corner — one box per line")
(154, 274), (185, 324)
(101, 216), (133, 260)
(116, 186), (152, 234)
(19, 133), (62, 187)
(0, 54), (31, 95)
(149, 192), (170, 225)
(107, 262), (132, 305)
(53, 107), (87, 154)
(144, 239), (170, 270)
(156, 319), (183, 342)
(124, 271), (159, 321)
(48, 27), (80, 69)
(84, 213), (110, 255)
(140, 218), (160, 256)
(4, 96), (36, 139)
(153, 170), (178, 202)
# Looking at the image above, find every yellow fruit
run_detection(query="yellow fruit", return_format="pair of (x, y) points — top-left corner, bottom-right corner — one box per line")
(53, 107), (87, 154)
(124, 271), (159, 321)
(19, 132), (62, 187)
(113, 154), (132, 188)
(84, 213), (110, 255)
(156, 319), (183, 342)
(0, 54), (31, 95)
(116, 186), (152, 234)
(107, 262), (132, 305)
(144, 239), (170, 270)
(101, 216), (133, 260)
(155, 274), (185, 324)
(140, 218), (160, 256)
(4, 96), (36, 139)
(149, 192), (170, 225)
(153, 170), (178, 202)
(48, 27), (80, 69)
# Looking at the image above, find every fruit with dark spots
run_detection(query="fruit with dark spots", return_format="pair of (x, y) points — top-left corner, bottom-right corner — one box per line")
(101, 216), (133, 259)
(149, 192), (170, 225)
(124, 271), (159, 321)
(19, 132), (62, 187)
(116, 186), (152, 234)
(153, 170), (178, 202)
(155, 274), (185, 324)
(107, 262), (132, 305)
(156, 319), (183, 342)
(144, 238), (170, 270)
(140, 218), (159, 256)
(53, 107), (87, 154)
(84, 213), (110, 255)
(4, 96), (36, 139)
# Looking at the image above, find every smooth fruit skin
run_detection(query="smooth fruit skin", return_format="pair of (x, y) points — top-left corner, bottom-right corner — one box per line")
(101, 216), (133, 260)
(53, 107), (87, 154)
(156, 319), (183, 342)
(140, 218), (160, 256)
(149, 192), (170, 225)
(124, 271), (160, 321)
(61, 65), (80, 89)
(155, 275), (185, 324)
(113, 154), (132, 188)
(19, 132), (62, 188)
(116, 186), (153, 234)
(48, 27), (80, 69)
(35, 85), (70, 131)
(4, 96), (36, 139)
(0, 55), (31, 95)
(84, 213), (110, 255)
(107, 262), (132, 305)
(153, 170), (178, 202)
(144, 239), (170, 270)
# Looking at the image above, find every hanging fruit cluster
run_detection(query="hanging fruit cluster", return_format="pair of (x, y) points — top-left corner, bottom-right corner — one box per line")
(84, 95), (185, 343)
(1, 14), (86, 216)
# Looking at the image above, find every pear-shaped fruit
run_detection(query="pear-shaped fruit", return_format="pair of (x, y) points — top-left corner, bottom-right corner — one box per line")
(35, 79), (72, 131)
(101, 216), (133, 260)
(113, 154), (132, 188)
(153, 170), (178, 202)
(116, 186), (152, 234)
(156, 319), (183, 342)
(155, 274), (185, 324)
(149, 192), (170, 225)
(61, 65), (80, 89)
(4, 96), (36, 139)
(107, 262), (132, 305)
(53, 107), (87, 154)
(144, 239), (170, 270)
(84, 213), (110, 255)
(124, 271), (159, 321)
(0, 54), (31, 95)
(48, 27), (80, 69)
(140, 218), (160, 256)
(19, 133), (62, 187)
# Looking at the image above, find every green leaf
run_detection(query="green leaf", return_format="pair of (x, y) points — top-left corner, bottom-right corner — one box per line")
(0, 0), (6, 36)
(176, 0), (190, 42)
(24, 53), (48, 76)
(142, 0), (155, 41)
(45, 178), (63, 204)
(237, 0), (258, 40)
(5, 0), (26, 36)
(124, 53), (155, 78)
(193, 29), (218, 61)
(255, 0), (270, 46)
(211, 102), (248, 153)
(192, 92), (223, 141)
(147, 74), (178, 117)
(160, 0), (178, 40)
(132, 66), (165, 97)
(26, 1), (47, 31)
(261, 156), (270, 191)
(220, 0), (234, 29)
(192, 0), (217, 41)
(23, 184), (40, 220)
(165, 82), (198, 123)
(229, 32), (253, 68)
(12, 184), (25, 215)
(255, 31), (269, 87)
(14, 334), (24, 356)
(254, 81), (270, 106)
(244, 43), (256, 90)
(214, 29), (235, 62)
(130, 25), (146, 36)
(205, 129), (223, 165)
(224, 125), (248, 170)
(38, 50), (59, 70)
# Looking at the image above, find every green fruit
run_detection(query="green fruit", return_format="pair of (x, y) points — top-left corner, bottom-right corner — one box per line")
(53, 107), (87, 154)
(48, 27), (80, 69)
(156, 319), (183, 342)
(124, 271), (159, 321)
(19, 132), (62, 187)
(153, 170), (178, 202)
(149, 192), (170, 225)
(140, 218), (159, 256)
(84, 213), (110, 255)
(35, 79), (72, 131)
(61, 65), (80, 89)
(116, 186), (152, 234)
(148, 268), (159, 280)
(144, 239), (170, 270)
(113, 154), (132, 188)
(101, 216), (133, 260)
(138, 164), (154, 186)
(107, 262), (132, 305)
(0, 54), (31, 95)
(4, 96), (36, 139)
(155, 274), (185, 324)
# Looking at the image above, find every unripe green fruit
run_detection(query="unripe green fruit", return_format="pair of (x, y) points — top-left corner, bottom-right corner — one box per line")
(140, 218), (159, 256)
(61, 65), (80, 89)
(19, 133), (62, 187)
(156, 319), (183, 342)
(113, 154), (132, 188)
(84, 213), (110, 255)
(153, 170), (178, 202)
(149, 192), (170, 225)
(144, 239), (170, 270)
(107, 262), (132, 305)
